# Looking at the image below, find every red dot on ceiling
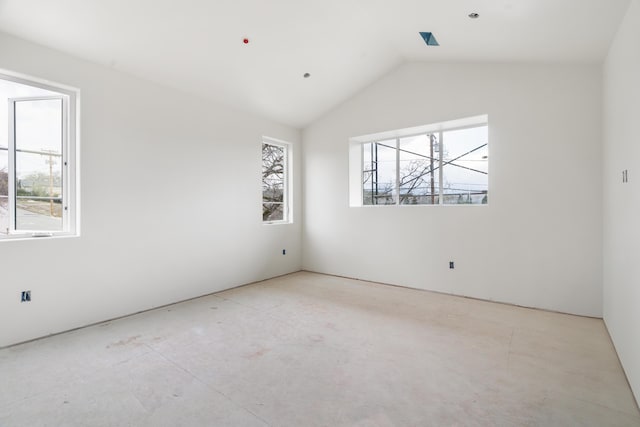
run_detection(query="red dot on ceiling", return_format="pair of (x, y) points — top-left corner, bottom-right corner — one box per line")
(243, 38), (249, 44)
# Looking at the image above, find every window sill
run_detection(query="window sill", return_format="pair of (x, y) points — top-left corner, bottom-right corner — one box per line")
(263, 220), (293, 226)
(0, 233), (79, 242)
(354, 204), (488, 208)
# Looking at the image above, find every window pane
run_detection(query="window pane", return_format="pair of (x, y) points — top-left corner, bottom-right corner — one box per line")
(262, 142), (286, 221)
(442, 126), (488, 204)
(13, 98), (64, 231)
(399, 134), (440, 205)
(263, 203), (283, 221)
(0, 149), (8, 234)
(362, 143), (373, 205)
(15, 151), (63, 231)
(363, 140), (396, 205)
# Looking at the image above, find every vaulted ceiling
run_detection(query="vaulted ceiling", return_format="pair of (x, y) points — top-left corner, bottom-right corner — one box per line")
(0, 0), (631, 128)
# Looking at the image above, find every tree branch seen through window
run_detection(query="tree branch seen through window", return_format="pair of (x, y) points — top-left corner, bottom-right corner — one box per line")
(262, 142), (287, 222)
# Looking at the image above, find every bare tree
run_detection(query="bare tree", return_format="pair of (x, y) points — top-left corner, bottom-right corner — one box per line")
(0, 167), (8, 200)
(262, 144), (285, 220)
(363, 158), (437, 205)
(398, 159), (435, 204)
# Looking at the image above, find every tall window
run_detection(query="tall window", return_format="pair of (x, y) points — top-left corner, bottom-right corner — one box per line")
(0, 72), (78, 239)
(262, 139), (290, 223)
(352, 116), (488, 206)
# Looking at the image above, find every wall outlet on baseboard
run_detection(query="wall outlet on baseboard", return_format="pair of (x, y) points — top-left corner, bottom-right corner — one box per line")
(21, 290), (31, 302)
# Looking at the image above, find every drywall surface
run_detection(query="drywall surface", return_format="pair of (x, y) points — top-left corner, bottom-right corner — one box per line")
(303, 62), (603, 317)
(0, 32), (301, 347)
(603, 0), (640, 404)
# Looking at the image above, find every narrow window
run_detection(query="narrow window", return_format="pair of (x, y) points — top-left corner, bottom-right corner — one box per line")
(0, 72), (78, 239)
(262, 139), (290, 223)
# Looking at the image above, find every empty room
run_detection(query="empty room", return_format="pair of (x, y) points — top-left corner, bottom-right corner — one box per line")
(1, 0), (639, 425)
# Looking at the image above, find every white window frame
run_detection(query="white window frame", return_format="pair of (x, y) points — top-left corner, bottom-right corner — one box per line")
(0, 70), (80, 241)
(349, 115), (488, 207)
(262, 137), (292, 224)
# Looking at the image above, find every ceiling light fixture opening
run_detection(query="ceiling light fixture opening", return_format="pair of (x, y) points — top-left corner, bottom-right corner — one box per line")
(468, 13), (479, 19)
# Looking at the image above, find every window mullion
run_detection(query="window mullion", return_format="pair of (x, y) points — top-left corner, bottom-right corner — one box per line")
(61, 97), (69, 231)
(284, 144), (289, 221)
(7, 100), (16, 233)
(395, 138), (400, 205)
(439, 131), (444, 204)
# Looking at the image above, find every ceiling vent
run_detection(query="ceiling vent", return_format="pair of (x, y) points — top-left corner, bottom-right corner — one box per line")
(419, 32), (439, 46)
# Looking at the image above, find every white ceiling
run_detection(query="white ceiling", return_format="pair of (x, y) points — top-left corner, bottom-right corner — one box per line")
(0, 0), (631, 128)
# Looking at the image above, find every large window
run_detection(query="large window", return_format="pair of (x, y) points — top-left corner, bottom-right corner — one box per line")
(0, 72), (78, 239)
(351, 116), (488, 206)
(262, 138), (290, 223)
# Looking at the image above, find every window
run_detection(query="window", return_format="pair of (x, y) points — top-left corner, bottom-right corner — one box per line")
(351, 116), (488, 206)
(0, 71), (79, 239)
(262, 138), (290, 223)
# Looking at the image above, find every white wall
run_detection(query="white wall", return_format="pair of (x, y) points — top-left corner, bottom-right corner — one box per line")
(0, 32), (301, 348)
(603, 0), (640, 404)
(303, 62), (603, 316)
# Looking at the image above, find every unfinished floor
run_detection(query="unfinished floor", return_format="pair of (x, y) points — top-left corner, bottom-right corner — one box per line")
(1, 272), (639, 426)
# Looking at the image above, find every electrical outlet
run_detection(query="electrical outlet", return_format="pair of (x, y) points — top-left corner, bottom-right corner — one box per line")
(21, 290), (31, 302)
(449, 261), (455, 269)
(282, 249), (286, 255)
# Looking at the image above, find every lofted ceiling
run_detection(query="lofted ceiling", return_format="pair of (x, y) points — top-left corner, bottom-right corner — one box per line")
(0, 0), (631, 128)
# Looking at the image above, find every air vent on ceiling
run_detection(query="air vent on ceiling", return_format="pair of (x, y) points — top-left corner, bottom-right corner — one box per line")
(419, 32), (439, 46)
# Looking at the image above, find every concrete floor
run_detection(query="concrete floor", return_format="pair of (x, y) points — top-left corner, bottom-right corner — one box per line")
(1, 272), (639, 427)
